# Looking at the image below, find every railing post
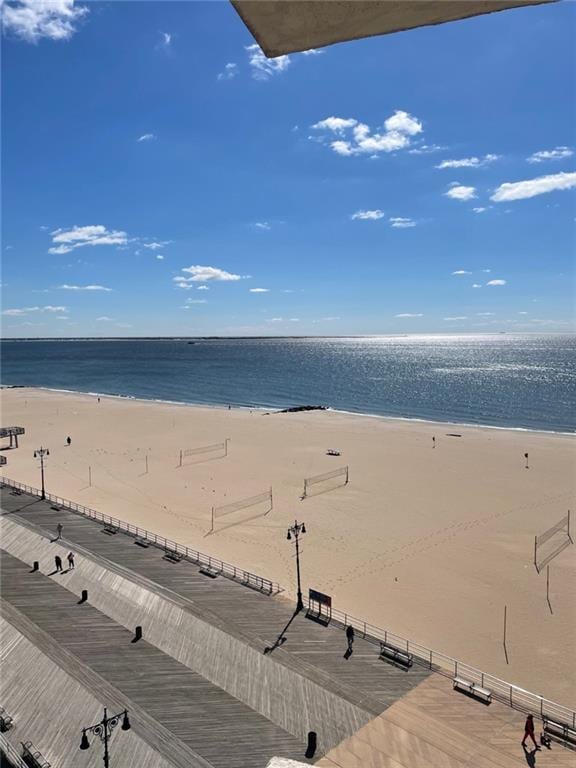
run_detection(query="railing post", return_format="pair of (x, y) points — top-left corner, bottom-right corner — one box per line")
(429, 649), (432, 669)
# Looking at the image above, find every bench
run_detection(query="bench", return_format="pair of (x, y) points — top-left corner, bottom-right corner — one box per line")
(543, 717), (576, 746)
(199, 565), (221, 578)
(10, 489), (22, 496)
(326, 449), (341, 456)
(163, 549), (182, 563)
(22, 741), (51, 768)
(0, 706), (13, 731)
(379, 642), (413, 668)
(50, 505), (60, 512)
(134, 537), (149, 548)
(453, 676), (492, 703)
(101, 525), (118, 535)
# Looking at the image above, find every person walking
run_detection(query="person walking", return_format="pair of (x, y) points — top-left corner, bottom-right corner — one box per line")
(521, 715), (540, 750)
(56, 523), (63, 540)
(67, 552), (75, 570)
(55, 555), (63, 572)
(432, 436), (436, 448)
(346, 624), (355, 653)
(66, 436), (71, 447)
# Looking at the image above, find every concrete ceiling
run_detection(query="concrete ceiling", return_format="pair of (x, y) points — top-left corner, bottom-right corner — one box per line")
(232, 0), (556, 57)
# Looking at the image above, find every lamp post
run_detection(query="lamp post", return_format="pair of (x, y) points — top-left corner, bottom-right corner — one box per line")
(33, 447), (50, 499)
(287, 519), (306, 612)
(80, 707), (130, 768)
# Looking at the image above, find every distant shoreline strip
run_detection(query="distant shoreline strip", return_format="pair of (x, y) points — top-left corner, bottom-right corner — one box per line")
(2, 384), (574, 436)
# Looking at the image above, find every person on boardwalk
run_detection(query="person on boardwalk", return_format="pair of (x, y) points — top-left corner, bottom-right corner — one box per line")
(67, 552), (75, 570)
(56, 523), (63, 540)
(66, 436), (71, 446)
(54, 555), (63, 572)
(521, 715), (540, 750)
(346, 624), (355, 652)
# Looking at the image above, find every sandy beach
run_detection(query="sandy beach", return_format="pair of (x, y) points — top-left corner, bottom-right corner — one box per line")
(1, 386), (574, 705)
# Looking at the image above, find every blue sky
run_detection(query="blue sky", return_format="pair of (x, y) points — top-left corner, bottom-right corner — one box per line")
(2, 0), (575, 337)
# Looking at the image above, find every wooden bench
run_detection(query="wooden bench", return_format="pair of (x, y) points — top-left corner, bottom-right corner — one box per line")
(0, 706), (13, 731)
(453, 676), (492, 703)
(50, 505), (60, 512)
(134, 537), (149, 548)
(543, 717), (576, 746)
(379, 642), (413, 668)
(10, 489), (22, 496)
(101, 525), (118, 535)
(163, 549), (182, 563)
(22, 741), (51, 768)
(199, 565), (221, 578)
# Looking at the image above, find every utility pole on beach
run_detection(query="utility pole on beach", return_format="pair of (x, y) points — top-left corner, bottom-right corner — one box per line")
(33, 447), (50, 499)
(287, 520), (306, 612)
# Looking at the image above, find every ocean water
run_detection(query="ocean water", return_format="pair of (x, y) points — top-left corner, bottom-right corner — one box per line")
(1, 335), (575, 433)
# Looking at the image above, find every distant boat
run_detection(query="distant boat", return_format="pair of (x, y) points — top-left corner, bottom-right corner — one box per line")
(187, 341), (196, 345)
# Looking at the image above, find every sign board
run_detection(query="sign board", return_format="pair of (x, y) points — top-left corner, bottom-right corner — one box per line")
(309, 588), (332, 607)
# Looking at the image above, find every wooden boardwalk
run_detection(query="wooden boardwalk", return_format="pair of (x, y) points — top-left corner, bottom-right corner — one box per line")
(1, 550), (308, 768)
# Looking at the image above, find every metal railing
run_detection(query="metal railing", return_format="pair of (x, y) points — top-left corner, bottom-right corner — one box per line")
(0, 734), (28, 768)
(0, 476), (281, 596)
(306, 596), (576, 729)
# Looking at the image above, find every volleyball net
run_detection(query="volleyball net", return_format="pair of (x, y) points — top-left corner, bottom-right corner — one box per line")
(534, 510), (572, 572)
(178, 439), (229, 467)
(302, 466), (349, 498)
(210, 487), (273, 532)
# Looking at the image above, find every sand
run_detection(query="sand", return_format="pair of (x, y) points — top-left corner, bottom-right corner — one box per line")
(1, 387), (574, 705)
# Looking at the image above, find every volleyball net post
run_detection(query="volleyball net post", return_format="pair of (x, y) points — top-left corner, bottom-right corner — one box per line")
(209, 487), (273, 534)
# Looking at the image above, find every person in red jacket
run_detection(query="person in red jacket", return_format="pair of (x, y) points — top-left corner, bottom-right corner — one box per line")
(521, 715), (540, 750)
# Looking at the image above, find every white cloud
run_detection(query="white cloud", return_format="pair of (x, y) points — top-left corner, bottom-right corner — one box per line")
(48, 224), (127, 254)
(444, 316), (467, 321)
(156, 254), (164, 260)
(395, 313), (423, 318)
(312, 110), (422, 157)
(527, 147), (573, 164)
(477, 312), (495, 316)
(491, 171), (576, 202)
(197, 286), (209, 291)
(246, 44), (290, 80)
(351, 209), (384, 221)
(452, 270), (472, 275)
(518, 311), (528, 315)
(301, 48), (323, 56)
(473, 207), (488, 213)
(289, 318), (300, 322)
(161, 31), (171, 47)
(96, 316), (114, 322)
(436, 154), (499, 170)
(266, 318), (283, 323)
(249, 288), (269, 293)
(59, 284), (112, 291)
(472, 284), (482, 288)
(174, 265), (243, 287)
(142, 241), (170, 250)
(320, 316), (340, 321)
(1, 0), (88, 43)
(390, 217), (416, 228)
(281, 289), (294, 294)
(482, 269), (492, 273)
(2, 305), (67, 316)
(254, 221), (271, 230)
(486, 279), (506, 286)
(408, 144), (445, 155)
(137, 133), (155, 142)
(445, 185), (477, 201)
(183, 299), (207, 306)
(217, 62), (238, 81)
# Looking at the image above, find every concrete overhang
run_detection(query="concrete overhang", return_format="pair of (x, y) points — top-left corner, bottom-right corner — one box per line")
(232, 0), (557, 57)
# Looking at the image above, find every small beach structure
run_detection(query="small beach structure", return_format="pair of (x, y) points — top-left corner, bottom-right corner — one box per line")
(0, 426), (25, 449)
